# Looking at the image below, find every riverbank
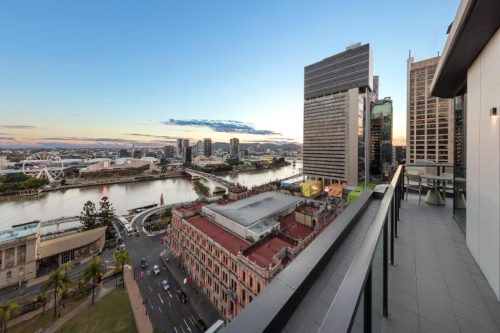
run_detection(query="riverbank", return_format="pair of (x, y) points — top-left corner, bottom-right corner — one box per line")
(0, 173), (186, 200)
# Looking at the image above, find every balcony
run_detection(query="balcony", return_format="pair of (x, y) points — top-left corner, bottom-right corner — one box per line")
(221, 165), (500, 333)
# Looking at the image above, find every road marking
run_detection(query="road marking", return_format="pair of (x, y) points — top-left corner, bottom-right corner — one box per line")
(148, 286), (152, 293)
(184, 319), (192, 332)
(168, 301), (171, 307)
(189, 317), (195, 325)
(158, 306), (162, 313)
(180, 325), (186, 333)
(150, 304), (154, 310)
(158, 293), (164, 304)
(167, 290), (173, 298)
(174, 326), (178, 333)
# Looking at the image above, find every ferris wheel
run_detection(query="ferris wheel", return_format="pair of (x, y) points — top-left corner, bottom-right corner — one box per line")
(22, 152), (64, 182)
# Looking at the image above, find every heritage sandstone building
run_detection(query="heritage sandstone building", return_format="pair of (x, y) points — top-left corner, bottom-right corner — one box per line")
(168, 192), (340, 322)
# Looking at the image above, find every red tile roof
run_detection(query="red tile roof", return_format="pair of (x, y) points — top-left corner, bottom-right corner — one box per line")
(177, 202), (207, 213)
(283, 223), (313, 241)
(246, 237), (294, 268)
(185, 214), (250, 255)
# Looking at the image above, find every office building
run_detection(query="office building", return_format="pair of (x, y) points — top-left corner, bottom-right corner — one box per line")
(204, 138), (212, 157)
(119, 149), (129, 158)
(394, 145), (406, 164)
(133, 150), (142, 159)
(303, 43), (374, 187)
(196, 140), (204, 157)
(176, 139), (183, 158)
(407, 56), (454, 164)
(370, 97), (393, 179)
(164, 145), (175, 158)
(168, 192), (339, 321)
(230, 138), (239, 159)
(183, 146), (192, 163)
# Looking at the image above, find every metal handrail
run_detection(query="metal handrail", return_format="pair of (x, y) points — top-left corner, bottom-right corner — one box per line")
(318, 165), (404, 333)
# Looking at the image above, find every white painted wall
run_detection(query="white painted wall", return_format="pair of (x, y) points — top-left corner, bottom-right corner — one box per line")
(466, 28), (500, 299)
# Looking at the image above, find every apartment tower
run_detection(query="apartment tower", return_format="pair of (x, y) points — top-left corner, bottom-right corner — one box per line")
(229, 138), (239, 159)
(203, 138), (212, 157)
(303, 43), (373, 186)
(406, 56), (454, 165)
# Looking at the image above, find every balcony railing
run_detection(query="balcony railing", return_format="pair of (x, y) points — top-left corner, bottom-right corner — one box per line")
(318, 164), (405, 332)
(221, 164), (405, 333)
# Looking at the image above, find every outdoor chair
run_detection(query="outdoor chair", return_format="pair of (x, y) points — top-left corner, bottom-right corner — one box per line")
(406, 169), (423, 205)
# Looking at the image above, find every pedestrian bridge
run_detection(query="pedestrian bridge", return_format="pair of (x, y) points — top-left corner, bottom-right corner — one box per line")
(184, 168), (235, 190)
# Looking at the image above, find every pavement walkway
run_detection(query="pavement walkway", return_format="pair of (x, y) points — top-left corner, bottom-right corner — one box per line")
(160, 248), (221, 326)
(124, 265), (153, 333)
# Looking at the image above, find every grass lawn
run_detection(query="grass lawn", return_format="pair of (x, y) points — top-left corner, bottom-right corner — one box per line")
(9, 293), (88, 333)
(56, 288), (137, 333)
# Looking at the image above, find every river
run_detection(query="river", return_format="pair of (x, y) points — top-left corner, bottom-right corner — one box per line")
(0, 162), (302, 229)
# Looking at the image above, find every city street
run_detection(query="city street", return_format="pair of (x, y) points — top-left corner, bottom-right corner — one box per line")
(123, 232), (203, 333)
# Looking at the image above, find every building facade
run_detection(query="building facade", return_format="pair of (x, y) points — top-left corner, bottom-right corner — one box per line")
(168, 193), (339, 322)
(164, 145), (175, 158)
(229, 138), (239, 159)
(0, 221), (106, 289)
(204, 138), (212, 157)
(370, 97), (393, 179)
(303, 43), (374, 186)
(407, 56), (454, 165)
(431, 0), (500, 299)
(177, 139), (183, 158)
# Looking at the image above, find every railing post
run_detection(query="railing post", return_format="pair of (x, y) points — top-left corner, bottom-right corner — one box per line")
(383, 215), (388, 317)
(364, 268), (372, 333)
(390, 197), (395, 264)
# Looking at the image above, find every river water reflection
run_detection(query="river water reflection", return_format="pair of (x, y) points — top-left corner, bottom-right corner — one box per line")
(0, 162), (302, 228)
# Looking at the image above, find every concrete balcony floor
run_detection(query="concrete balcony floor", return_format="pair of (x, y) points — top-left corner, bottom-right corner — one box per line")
(383, 194), (500, 333)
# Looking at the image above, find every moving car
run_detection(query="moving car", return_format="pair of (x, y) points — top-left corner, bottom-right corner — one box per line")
(140, 258), (148, 269)
(161, 279), (170, 291)
(152, 264), (160, 275)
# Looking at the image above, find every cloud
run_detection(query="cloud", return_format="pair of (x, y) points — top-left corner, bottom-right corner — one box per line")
(41, 137), (131, 143)
(0, 125), (35, 129)
(161, 119), (280, 135)
(0, 136), (16, 141)
(124, 133), (183, 140)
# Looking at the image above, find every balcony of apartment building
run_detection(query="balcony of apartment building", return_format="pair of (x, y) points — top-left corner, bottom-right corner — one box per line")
(218, 164), (500, 333)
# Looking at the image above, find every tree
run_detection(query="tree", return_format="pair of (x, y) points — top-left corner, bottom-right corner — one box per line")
(37, 290), (48, 315)
(98, 197), (116, 239)
(80, 200), (97, 230)
(114, 249), (131, 286)
(60, 261), (74, 277)
(42, 268), (71, 317)
(84, 256), (105, 304)
(0, 302), (20, 333)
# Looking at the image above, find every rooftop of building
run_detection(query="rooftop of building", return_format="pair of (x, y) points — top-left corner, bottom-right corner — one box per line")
(205, 192), (303, 228)
(245, 236), (295, 268)
(185, 214), (250, 255)
(0, 221), (39, 243)
(282, 223), (313, 241)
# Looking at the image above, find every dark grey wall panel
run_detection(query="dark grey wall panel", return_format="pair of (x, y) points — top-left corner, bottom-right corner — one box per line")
(305, 44), (370, 99)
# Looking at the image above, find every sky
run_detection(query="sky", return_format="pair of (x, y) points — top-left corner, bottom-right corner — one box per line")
(0, 0), (459, 148)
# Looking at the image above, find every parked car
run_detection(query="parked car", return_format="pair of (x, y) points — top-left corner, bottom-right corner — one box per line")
(162, 279), (170, 291)
(176, 289), (189, 303)
(140, 258), (148, 269)
(152, 264), (160, 275)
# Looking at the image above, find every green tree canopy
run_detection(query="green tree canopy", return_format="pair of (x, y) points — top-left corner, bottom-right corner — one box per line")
(80, 200), (97, 230)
